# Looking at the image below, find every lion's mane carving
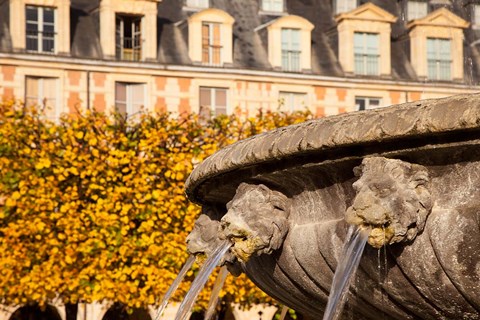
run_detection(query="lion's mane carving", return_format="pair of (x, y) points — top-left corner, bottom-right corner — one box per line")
(220, 183), (290, 262)
(345, 157), (433, 248)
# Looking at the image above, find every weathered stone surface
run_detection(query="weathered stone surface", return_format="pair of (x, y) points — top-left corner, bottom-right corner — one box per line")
(185, 94), (480, 319)
(345, 157), (433, 248)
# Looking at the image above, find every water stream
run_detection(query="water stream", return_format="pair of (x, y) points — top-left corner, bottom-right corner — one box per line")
(154, 255), (196, 320)
(174, 241), (232, 320)
(204, 265), (229, 320)
(322, 226), (369, 320)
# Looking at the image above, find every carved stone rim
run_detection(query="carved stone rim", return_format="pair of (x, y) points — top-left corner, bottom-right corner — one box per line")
(185, 93), (480, 203)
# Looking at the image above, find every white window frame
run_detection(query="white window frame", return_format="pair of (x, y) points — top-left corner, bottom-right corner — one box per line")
(199, 87), (228, 116)
(354, 32), (380, 76)
(262, 0), (284, 13)
(115, 82), (146, 116)
(25, 76), (59, 120)
(355, 96), (382, 111)
(281, 28), (301, 72)
(426, 38), (452, 81)
(115, 14), (143, 61)
(25, 5), (56, 53)
(407, 1), (428, 21)
(202, 22), (223, 66)
(334, 0), (358, 15)
(279, 91), (307, 112)
(186, 0), (209, 8)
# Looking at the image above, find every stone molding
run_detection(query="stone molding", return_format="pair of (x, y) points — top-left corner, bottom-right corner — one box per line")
(186, 93), (480, 202)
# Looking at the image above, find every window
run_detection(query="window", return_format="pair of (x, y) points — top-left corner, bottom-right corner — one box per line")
(199, 87), (227, 116)
(262, 0), (284, 12)
(186, 0), (209, 8)
(334, 0), (358, 14)
(26, 77), (58, 119)
(26, 6), (56, 53)
(115, 82), (145, 116)
(355, 97), (381, 111)
(116, 15), (142, 61)
(427, 38), (451, 80)
(281, 28), (301, 72)
(202, 22), (222, 66)
(407, 1), (428, 21)
(279, 92), (307, 112)
(354, 32), (379, 75)
(473, 5), (480, 26)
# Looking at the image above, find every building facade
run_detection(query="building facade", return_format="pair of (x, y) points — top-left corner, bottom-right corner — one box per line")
(1, 0), (480, 122)
(1, 0), (480, 319)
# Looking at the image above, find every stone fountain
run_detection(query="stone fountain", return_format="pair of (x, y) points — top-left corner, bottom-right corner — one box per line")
(184, 94), (480, 319)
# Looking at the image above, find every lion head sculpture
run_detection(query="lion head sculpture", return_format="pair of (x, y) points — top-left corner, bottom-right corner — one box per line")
(186, 212), (243, 276)
(186, 213), (223, 259)
(345, 157), (433, 248)
(220, 183), (290, 262)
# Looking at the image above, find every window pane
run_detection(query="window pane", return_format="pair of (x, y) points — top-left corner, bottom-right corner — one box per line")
(439, 39), (451, 60)
(407, 1), (427, 20)
(43, 38), (54, 52)
(186, 0), (209, 7)
(354, 32), (363, 54)
(355, 98), (365, 111)
(291, 29), (301, 51)
(26, 77), (39, 104)
(26, 6), (38, 21)
(365, 33), (378, 55)
(43, 8), (55, 23)
(43, 78), (56, 100)
(115, 82), (127, 103)
(369, 99), (380, 107)
(131, 84), (144, 109)
(200, 87), (211, 106)
(215, 89), (227, 107)
(475, 5), (480, 25)
(335, 0), (357, 14)
(281, 29), (289, 50)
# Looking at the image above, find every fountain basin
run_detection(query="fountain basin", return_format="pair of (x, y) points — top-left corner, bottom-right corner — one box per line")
(185, 94), (480, 319)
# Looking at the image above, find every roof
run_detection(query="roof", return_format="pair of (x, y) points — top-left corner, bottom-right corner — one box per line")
(0, 0), (479, 83)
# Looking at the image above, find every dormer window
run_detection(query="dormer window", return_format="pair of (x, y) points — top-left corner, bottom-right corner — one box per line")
(186, 0), (209, 8)
(26, 6), (56, 53)
(202, 22), (222, 66)
(98, 0), (158, 61)
(335, 3), (397, 77)
(188, 9), (234, 67)
(334, 0), (358, 15)
(262, 0), (284, 13)
(407, 8), (468, 82)
(265, 15), (314, 72)
(115, 14), (142, 61)
(281, 28), (301, 71)
(407, 1), (428, 21)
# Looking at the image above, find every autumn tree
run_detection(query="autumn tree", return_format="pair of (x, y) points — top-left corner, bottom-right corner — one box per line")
(0, 101), (313, 310)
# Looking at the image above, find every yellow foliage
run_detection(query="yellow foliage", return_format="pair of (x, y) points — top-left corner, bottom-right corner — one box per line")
(0, 102), (313, 309)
